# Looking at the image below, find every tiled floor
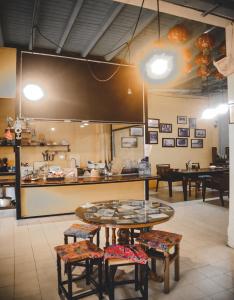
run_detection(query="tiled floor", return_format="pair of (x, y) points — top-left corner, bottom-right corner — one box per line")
(0, 194), (233, 300)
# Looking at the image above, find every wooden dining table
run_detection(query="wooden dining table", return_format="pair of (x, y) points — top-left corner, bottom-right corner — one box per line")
(173, 167), (229, 201)
(76, 199), (174, 247)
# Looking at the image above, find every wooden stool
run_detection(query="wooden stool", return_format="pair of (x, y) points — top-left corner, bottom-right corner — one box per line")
(55, 240), (104, 300)
(104, 244), (149, 300)
(64, 224), (100, 247)
(137, 230), (182, 294)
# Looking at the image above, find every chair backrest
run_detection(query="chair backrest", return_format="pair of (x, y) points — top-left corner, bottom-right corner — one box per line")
(156, 164), (171, 177)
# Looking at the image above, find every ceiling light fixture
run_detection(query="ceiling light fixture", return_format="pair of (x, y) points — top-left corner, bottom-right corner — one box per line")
(201, 108), (217, 119)
(23, 84), (44, 101)
(215, 103), (229, 114)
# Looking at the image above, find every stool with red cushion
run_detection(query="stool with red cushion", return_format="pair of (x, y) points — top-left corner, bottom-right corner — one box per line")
(137, 230), (182, 294)
(104, 244), (148, 300)
(55, 240), (104, 300)
(64, 223), (100, 247)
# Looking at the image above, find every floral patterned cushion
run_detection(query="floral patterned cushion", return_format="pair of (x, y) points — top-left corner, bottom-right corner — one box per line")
(137, 230), (182, 253)
(64, 224), (100, 239)
(104, 245), (148, 265)
(55, 240), (104, 263)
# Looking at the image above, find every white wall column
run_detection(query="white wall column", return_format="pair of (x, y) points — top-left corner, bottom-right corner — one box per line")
(226, 24), (234, 248)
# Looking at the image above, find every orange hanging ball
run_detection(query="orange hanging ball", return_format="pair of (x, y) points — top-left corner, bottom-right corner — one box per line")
(182, 48), (192, 62)
(168, 24), (189, 43)
(196, 34), (215, 51)
(197, 65), (210, 78)
(183, 62), (193, 74)
(195, 53), (211, 65)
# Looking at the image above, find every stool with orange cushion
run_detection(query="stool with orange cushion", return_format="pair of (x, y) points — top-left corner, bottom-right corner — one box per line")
(55, 240), (104, 300)
(104, 244), (149, 300)
(137, 230), (182, 294)
(64, 224), (100, 247)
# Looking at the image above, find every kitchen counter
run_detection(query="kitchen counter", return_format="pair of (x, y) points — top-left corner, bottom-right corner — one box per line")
(21, 174), (158, 188)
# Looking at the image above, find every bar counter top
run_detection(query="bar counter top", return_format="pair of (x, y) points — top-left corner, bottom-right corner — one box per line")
(21, 174), (158, 188)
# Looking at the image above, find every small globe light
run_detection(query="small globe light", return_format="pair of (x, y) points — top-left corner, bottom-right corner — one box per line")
(215, 104), (229, 115)
(23, 84), (44, 101)
(145, 53), (174, 81)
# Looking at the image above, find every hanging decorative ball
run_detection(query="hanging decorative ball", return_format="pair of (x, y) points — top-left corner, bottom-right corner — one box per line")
(168, 24), (189, 43)
(195, 53), (211, 65)
(195, 34), (215, 52)
(219, 41), (226, 56)
(182, 48), (192, 62)
(183, 63), (193, 74)
(212, 69), (225, 80)
(197, 65), (210, 78)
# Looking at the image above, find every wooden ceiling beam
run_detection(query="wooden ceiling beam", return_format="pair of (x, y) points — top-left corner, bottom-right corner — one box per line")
(82, 3), (124, 57)
(56, 0), (84, 54)
(114, 0), (231, 28)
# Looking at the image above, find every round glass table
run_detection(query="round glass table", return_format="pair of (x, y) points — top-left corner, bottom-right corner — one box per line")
(76, 199), (174, 246)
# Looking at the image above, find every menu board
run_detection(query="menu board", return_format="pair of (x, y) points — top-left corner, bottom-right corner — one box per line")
(20, 52), (144, 123)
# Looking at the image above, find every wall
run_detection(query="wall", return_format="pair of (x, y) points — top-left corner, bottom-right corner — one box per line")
(147, 92), (219, 176)
(0, 48), (16, 98)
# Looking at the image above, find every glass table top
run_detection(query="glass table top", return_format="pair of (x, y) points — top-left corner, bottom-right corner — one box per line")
(76, 200), (174, 228)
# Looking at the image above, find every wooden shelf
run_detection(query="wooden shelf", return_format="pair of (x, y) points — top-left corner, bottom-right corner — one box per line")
(21, 144), (70, 151)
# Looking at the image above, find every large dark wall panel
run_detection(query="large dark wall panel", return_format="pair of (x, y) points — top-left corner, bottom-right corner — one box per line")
(19, 52), (144, 123)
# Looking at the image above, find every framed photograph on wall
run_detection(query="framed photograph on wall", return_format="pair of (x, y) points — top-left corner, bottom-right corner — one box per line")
(189, 118), (196, 128)
(194, 129), (206, 138)
(148, 131), (158, 144)
(129, 127), (143, 137)
(178, 128), (190, 137)
(162, 138), (175, 147)
(176, 138), (188, 147)
(177, 116), (187, 124)
(191, 139), (203, 148)
(121, 137), (138, 148)
(159, 123), (172, 133)
(148, 118), (160, 128)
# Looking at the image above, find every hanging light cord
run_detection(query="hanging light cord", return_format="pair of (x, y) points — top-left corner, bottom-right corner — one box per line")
(156, 0), (161, 41)
(34, 1), (145, 82)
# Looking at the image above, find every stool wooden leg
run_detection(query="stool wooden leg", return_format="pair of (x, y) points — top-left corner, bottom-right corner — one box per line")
(96, 230), (100, 247)
(142, 263), (148, 300)
(98, 259), (103, 300)
(56, 255), (62, 295)
(105, 227), (110, 247)
(64, 235), (68, 244)
(164, 254), (170, 294)
(112, 228), (116, 245)
(175, 244), (180, 281)
(73, 236), (77, 243)
(67, 262), (73, 300)
(86, 259), (90, 285)
(135, 263), (139, 291)
(109, 265), (116, 300)
(151, 257), (156, 274)
(131, 229), (134, 244)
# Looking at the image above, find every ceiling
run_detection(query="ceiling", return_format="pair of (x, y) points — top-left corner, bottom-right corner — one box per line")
(0, 0), (230, 96)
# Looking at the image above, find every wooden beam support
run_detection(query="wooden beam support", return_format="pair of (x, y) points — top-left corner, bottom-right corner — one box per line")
(29, 0), (40, 51)
(82, 3), (124, 57)
(56, 0), (84, 54)
(114, 0), (231, 28)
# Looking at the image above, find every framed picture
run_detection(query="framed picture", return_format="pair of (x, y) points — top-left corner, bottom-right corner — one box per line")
(148, 131), (158, 144)
(191, 139), (203, 148)
(148, 118), (160, 128)
(194, 129), (206, 138)
(162, 138), (175, 147)
(129, 127), (143, 137)
(178, 128), (190, 137)
(176, 138), (188, 147)
(121, 137), (138, 148)
(189, 118), (196, 128)
(159, 123), (172, 133)
(177, 116), (187, 124)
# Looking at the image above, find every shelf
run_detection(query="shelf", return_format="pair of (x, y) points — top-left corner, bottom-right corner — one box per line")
(0, 145), (15, 147)
(21, 144), (70, 152)
(0, 173), (16, 177)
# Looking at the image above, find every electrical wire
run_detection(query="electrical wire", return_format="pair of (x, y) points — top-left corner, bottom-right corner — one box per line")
(156, 0), (161, 41)
(33, 0), (145, 82)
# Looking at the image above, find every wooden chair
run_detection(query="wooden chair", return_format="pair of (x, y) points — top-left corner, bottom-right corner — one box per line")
(104, 244), (149, 300)
(55, 240), (103, 300)
(202, 172), (229, 206)
(186, 162), (201, 198)
(137, 230), (182, 294)
(156, 164), (182, 197)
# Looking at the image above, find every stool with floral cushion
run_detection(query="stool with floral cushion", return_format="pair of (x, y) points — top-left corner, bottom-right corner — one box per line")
(64, 224), (100, 247)
(55, 240), (104, 300)
(104, 244), (149, 300)
(137, 230), (182, 294)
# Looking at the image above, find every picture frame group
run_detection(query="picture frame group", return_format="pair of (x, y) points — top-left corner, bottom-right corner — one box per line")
(177, 116), (187, 124)
(191, 139), (203, 148)
(176, 138), (188, 147)
(194, 129), (206, 138)
(121, 137), (138, 148)
(178, 128), (190, 137)
(159, 123), (172, 133)
(162, 138), (175, 147)
(148, 131), (158, 144)
(148, 118), (160, 128)
(129, 126), (143, 137)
